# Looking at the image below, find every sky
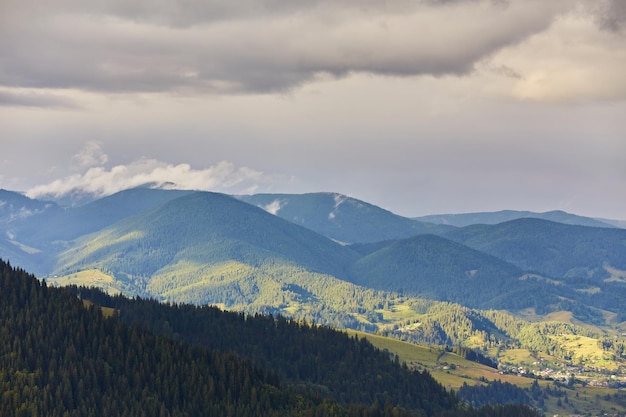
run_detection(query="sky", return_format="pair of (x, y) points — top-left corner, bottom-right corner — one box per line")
(1, 0), (625, 220)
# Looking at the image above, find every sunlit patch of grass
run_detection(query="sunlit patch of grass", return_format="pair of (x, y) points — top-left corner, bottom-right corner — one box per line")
(82, 299), (118, 318)
(550, 334), (620, 370)
(149, 260), (257, 296)
(47, 269), (120, 295)
(57, 230), (144, 271)
(545, 310), (574, 323)
(519, 273), (562, 285)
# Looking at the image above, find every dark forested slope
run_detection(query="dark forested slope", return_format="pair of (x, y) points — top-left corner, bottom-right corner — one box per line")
(349, 234), (545, 309)
(444, 218), (626, 279)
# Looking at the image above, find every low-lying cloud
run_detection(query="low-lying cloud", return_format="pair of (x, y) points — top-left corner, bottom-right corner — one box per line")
(26, 158), (270, 202)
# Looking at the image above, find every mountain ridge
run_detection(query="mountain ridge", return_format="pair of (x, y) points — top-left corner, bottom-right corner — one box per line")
(415, 209), (620, 229)
(2, 187), (626, 334)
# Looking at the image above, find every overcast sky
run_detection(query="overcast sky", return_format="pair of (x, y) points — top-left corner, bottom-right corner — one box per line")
(1, 0), (625, 219)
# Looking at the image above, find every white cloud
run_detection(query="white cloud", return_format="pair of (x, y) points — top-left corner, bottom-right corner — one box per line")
(333, 193), (347, 208)
(26, 159), (270, 200)
(262, 199), (285, 215)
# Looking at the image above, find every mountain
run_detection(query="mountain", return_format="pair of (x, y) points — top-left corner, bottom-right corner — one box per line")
(443, 218), (626, 321)
(0, 187), (195, 275)
(415, 209), (617, 228)
(0, 189), (63, 224)
(444, 218), (626, 279)
(349, 234), (547, 309)
(54, 191), (361, 301)
(596, 217), (626, 229)
(238, 192), (453, 243)
(3, 186), (626, 334)
(0, 189), (65, 274)
(13, 187), (195, 244)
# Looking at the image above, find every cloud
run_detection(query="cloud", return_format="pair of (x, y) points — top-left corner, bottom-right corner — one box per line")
(0, 0), (572, 95)
(262, 199), (285, 215)
(480, 10), (626, 103)
(0, 89), (78, 108)
(72, 141), (108, 168)
(594, 0), (626, 33)
(25, 159), (271, 200)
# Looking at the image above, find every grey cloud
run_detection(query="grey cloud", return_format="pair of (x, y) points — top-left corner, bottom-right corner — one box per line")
(485, 64), (522, 79)
(596, 0), (626, 32)
(0, 90), (78, 108)
(0, 0), (568, 95)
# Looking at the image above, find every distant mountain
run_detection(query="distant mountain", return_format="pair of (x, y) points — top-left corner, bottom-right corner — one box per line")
(596, 217), (626, 229)
(0, 188), (63, 226)
(444, 218), (626, 280)
(0, 188), (195, 274)
(349, 234), (546, 309)
(0, 189), (65, 274)
(415, 209), (616, 228)
(238, 192), (452, 243)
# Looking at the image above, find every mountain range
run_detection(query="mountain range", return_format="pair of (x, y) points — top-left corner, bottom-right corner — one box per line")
(414, 210), (619, 229)
(2, 187), (626, 334)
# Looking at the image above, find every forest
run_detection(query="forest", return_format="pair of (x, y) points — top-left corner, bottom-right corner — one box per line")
(0, 258), (542, 416)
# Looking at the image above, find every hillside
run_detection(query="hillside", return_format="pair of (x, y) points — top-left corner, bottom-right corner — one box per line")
(0, 188), (195, 274)
(238, 192), (452, 243)
(53, 191), (361, 300)
(349, 234), (535, 309)
(0, 259), (339, 417)
(1, 258), (545, 417)
(444, 218), (626, 280)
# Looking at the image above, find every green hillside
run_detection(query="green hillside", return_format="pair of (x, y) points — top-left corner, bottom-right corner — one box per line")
(444, 218), (626, 279)
(352, 330), (626, 417)
(349, 234), (547, 309)
(0, 259), (340, 417)
(53, 192), (360, 297)
(0, 188), (195, 274)
(443, 219), (626, 320)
